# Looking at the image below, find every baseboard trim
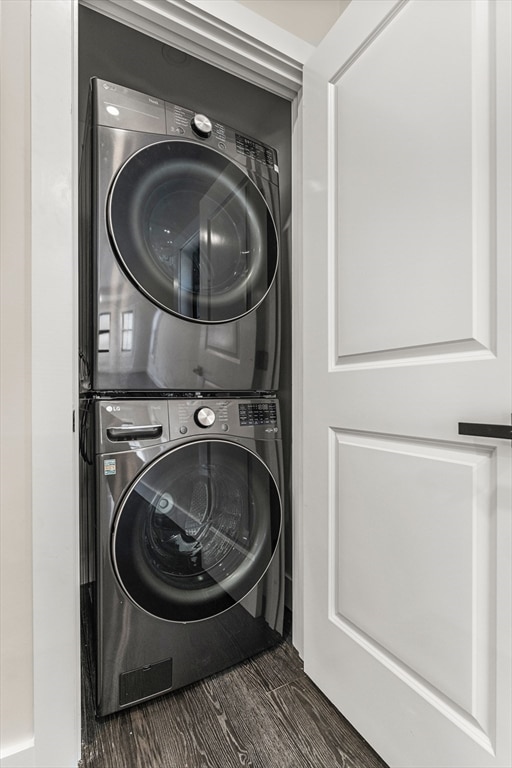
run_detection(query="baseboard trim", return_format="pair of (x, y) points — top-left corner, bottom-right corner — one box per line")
(0, 740), (35, 768)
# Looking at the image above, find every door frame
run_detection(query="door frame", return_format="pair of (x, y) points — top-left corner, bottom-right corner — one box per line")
(26, 1), (310, 766)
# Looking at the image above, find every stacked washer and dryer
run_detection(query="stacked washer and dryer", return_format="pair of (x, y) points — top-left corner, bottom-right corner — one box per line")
(79, 78), (285, 716)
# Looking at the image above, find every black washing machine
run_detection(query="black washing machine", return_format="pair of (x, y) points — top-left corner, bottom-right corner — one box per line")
(79, 78), (281, 394)
(82, 396), (284, 716)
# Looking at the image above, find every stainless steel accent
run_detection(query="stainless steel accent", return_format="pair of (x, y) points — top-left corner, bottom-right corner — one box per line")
(195, 406), (216, 427)
(191, 113), (212, 138)
(107, 424), (163, 441)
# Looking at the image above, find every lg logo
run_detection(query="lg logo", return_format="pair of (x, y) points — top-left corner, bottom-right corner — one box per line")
(106, 405), (121, 412)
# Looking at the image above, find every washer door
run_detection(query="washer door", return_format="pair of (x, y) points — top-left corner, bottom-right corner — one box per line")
(112, 440), (281, 622)
(107, 141), (279, 323)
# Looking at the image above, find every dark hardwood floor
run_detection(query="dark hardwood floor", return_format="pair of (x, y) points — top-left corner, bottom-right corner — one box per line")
(80, 592), (388, 768)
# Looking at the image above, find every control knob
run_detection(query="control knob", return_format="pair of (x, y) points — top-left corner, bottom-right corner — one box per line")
(195, 406), (216, 428)
(191, 113), (212, 139)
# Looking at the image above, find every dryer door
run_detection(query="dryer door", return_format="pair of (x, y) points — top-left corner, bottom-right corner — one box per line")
(107, 141), (279, 323)
(112, 440), (281, 621)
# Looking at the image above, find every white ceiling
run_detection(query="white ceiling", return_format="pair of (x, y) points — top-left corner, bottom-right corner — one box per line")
(236, 0), (350, 45)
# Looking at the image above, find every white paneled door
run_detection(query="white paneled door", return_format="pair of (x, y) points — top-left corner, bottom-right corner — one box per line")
(302, 1), (511, 767)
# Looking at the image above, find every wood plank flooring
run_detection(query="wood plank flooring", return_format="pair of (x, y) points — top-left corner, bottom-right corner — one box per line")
(80, 592), (389, 768)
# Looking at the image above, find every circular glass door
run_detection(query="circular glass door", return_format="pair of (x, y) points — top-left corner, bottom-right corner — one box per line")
(107, 141), (279, 323)
(112, 440), (281, 622)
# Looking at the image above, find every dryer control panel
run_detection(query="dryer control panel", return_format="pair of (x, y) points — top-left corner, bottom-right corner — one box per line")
(93, 79), (279, 183)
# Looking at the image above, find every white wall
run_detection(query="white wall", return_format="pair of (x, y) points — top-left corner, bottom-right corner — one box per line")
(237, 0), (349, 44)
(0, 0), (34, 759)
(1, 2), (80, 766)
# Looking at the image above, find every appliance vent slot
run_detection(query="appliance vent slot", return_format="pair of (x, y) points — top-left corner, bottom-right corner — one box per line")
(119, 658), (173, 707)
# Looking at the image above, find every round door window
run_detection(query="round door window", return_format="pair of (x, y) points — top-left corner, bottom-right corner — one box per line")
(107, 141), (279, 323)
(112, 440), (281, 622)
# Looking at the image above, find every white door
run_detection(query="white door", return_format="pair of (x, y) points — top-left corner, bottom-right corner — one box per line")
(302, 1), (511, 766)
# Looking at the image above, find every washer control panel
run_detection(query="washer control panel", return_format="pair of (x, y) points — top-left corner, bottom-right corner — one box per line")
(238, 402), (277, 427)
(95, 398), (281, 451)
(168, 398), (280, 439)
